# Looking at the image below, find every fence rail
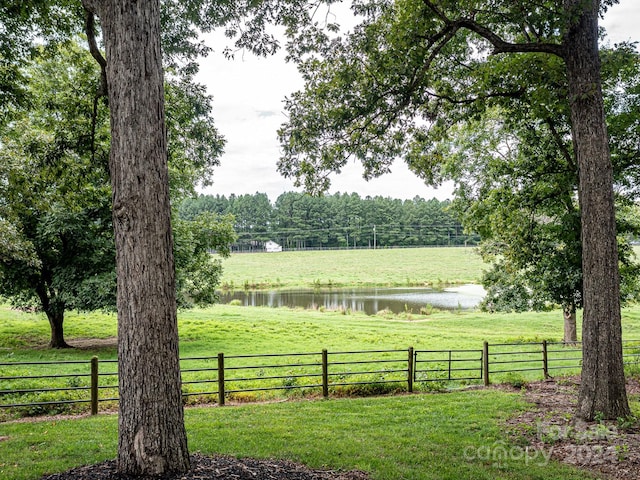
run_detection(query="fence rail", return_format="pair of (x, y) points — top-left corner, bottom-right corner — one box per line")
(2, 340), (640, 416)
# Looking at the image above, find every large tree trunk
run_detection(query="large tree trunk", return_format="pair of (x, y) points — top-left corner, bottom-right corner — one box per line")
(562, 302), (577, 345)
(564, 0), (630, 420)
(89, 0), (190, 475)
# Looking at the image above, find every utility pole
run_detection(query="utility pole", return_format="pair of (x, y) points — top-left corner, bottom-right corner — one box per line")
(373, 225), (376, 249)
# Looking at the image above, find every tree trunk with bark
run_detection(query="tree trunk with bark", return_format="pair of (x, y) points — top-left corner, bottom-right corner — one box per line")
(563, 0), (630, 420)
(46, 307), (69, 349)
(562, 302), (577, 345)
(36, 283), (70, 349)
(85, 0), (190, 475)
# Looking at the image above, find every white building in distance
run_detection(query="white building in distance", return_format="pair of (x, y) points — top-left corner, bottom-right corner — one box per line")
(265, 241), (283, 253)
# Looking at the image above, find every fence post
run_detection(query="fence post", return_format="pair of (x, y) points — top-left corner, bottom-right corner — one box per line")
(542, 340), (550, 379)
(217, 353), (225, 406)
(90, 356), (99, 416)
(322, 349), (329, 398)
(408, 347), (414, 393)
(483, 341), (490, 386)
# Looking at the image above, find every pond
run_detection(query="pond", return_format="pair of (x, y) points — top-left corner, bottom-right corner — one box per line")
(218, 285), (485, 315)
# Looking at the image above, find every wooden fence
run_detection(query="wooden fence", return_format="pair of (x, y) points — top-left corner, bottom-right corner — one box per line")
(2, 340), (640, 416)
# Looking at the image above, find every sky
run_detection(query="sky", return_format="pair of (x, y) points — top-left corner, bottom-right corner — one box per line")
(195, 1), (640, 202)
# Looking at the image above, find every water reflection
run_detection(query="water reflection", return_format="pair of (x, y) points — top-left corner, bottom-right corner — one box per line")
(218, 286), (485, 315)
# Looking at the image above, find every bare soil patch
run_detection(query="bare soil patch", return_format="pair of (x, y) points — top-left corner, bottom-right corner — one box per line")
(504, 377), (640, 479)
(68, 337), (117, 349)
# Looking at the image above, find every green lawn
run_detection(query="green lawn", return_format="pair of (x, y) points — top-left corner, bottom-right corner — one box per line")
(0, 390), (602, 480)
(218, 247), (486, 289)
(6, 302), (640, 357)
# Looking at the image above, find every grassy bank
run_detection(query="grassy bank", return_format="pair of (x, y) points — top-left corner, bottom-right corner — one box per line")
(218, 247), (486, 289)
(0, 303), (585, 358)
(7, 303), (640, 357)
(3, 304), (640, 419)
(0, 390), (599, 480)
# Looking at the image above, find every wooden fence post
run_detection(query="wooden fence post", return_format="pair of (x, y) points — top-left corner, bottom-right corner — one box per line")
(483, 341), (490, 386)
(542, 340), (550, 379)
(217, 353), (225, 406)
(90, 356), (99, 415)
(408, 347), (414, 393)
(322, 349), (329, 398)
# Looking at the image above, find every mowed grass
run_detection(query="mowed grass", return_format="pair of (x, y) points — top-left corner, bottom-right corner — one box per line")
(5, 303), (640, 357)
(0, 391), (601, 480)
(0, 304), (584, 361)
(218, 247), (486, 289)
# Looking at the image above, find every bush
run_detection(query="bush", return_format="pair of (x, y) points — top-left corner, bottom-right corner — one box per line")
(331, 381), (405, 397)
(500, 372), (528, 389)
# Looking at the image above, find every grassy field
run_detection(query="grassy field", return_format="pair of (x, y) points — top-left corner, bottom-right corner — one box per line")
(1, 247), (639, 479)
(6, 302), (640, 356)
(218, 247), (486, 289)
(3, 303), (640, 419)
(0, 390), (604, 480)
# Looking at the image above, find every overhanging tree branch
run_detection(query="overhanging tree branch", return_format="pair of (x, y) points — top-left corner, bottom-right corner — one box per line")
(84, 9), (107, 96)
(421, 0), (565, 58)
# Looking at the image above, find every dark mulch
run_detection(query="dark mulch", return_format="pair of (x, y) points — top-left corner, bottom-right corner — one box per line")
(40, 454), (370, 480)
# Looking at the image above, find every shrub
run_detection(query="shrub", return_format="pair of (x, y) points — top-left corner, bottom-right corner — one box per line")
(500, 372), (528, 389)
(331, 381), (405, 397)
(418, 380), (448, 393)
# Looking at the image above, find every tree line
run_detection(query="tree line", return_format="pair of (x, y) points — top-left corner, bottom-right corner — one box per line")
(179, 191), (478, 251)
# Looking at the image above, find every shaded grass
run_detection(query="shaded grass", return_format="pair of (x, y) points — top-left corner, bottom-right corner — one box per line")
(218, 247), (486, 290)
(0, 391), (600, 480)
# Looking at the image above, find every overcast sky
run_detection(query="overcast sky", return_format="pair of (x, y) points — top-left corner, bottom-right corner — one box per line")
(195, 1), (640, 202)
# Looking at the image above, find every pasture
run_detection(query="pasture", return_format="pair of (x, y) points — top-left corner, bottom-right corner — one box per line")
(2, 246), (640, 479)
(217, 246), (486, 289)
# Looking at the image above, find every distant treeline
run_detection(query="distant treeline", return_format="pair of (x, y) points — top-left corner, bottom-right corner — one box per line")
(179, 192), (479, 251)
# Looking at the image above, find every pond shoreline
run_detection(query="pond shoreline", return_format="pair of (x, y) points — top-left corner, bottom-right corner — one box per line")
(217, 285), (486, 315)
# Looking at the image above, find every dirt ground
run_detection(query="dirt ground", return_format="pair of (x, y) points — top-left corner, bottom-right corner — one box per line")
(503, 377), (640, 479)
(39, 455), (369, 480)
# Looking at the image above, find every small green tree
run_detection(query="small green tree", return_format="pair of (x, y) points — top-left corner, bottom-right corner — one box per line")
(0, 40), (231, 348)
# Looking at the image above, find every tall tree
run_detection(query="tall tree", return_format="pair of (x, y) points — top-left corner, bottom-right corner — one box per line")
(279, 0), (632, 419)
(83, 0), (189, 474)
(564, 0), (628, 420)
(2, 0), (337, 475)
(442, 42), (640, 344)
(0, 41), (114, 348)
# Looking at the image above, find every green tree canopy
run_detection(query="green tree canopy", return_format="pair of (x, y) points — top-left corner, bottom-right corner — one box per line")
(0, 39), (233, 347)
(437, 43), (640, 342)
(277, 0), (634, 419)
